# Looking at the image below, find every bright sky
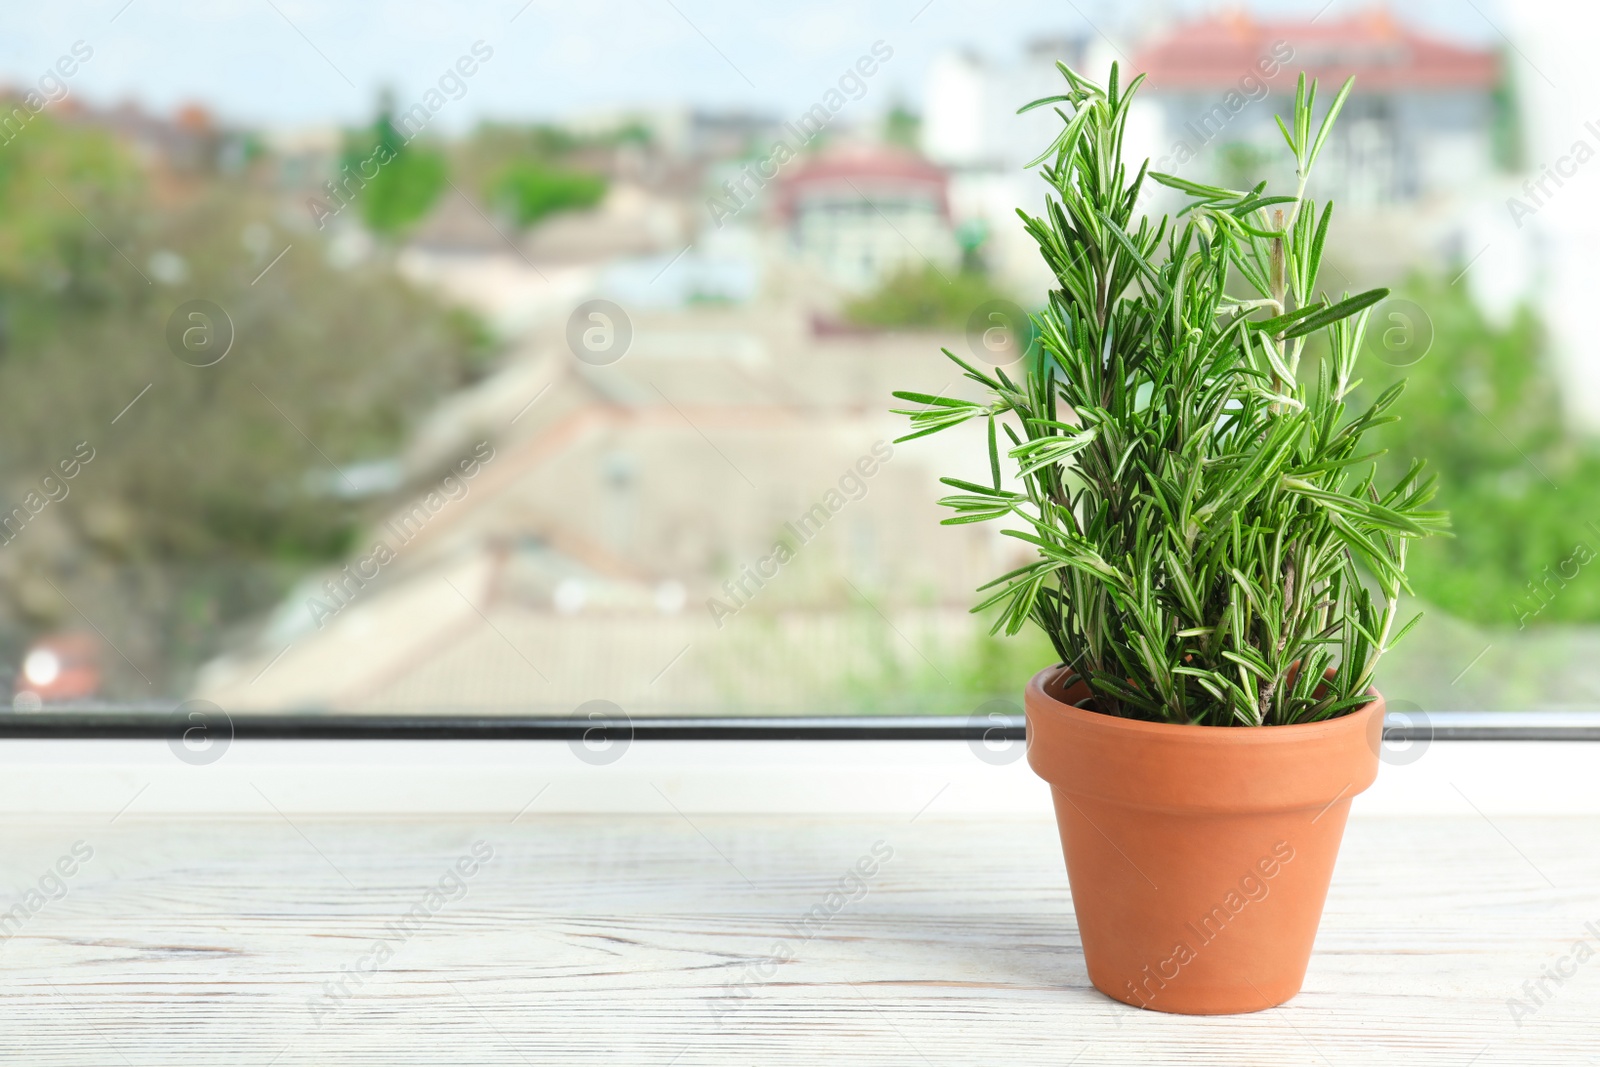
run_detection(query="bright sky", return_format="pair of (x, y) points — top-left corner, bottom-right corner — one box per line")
(0, 0), (1498, 131)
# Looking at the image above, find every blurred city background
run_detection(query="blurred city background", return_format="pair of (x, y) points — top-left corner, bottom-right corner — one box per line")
(0, 0), (1591, 715)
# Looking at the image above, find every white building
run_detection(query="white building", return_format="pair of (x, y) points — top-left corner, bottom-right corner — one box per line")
(773, 143), (959, 293)
(918, 36), (1114, 299)
(1128, 10), (1500, 208)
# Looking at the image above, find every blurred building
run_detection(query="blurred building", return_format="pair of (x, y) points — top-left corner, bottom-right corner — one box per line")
(919, 36), (1106, 298)
(919, 15), (1503, 297)
(563, 107), (784, 163)
(260, 125), (343, 194)
(192, 296), (1011, 714)
(1131, 10), (1501, 207)
(1123, 10), (1529, 364)
(33, 98), (255, 180)
(773, 144), (959, 292)
(684, 109), (786, 161)
(922, 36), (1094, 172)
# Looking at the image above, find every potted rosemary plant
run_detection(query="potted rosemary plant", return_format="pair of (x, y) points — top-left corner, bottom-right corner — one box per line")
(893, 67), (1446, 1015)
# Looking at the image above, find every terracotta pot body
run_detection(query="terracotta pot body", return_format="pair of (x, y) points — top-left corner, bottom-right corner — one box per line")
(1025, 666), (1384, 1015)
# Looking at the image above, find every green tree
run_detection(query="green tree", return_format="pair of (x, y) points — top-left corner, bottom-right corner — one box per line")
(341, 104), (446, 236)
(488, 162), (606, 228)
(0, 115), (487, 695)
(884, 101), (921, 149)
(0, 116), (144, 349)
(456, 122), (622, 229)
(1361, 278), (1600, 627)
(844, 265), (1022, 330)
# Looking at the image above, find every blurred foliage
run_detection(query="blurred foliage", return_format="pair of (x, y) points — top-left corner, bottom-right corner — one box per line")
(340, 104), (446, 236)
(1360, 277), (1600, 627)
(843, 265), (1018, 330)
(955, 219), (989, 274)
(884, 102), (921, 149)
(0, 121), (143, 344)
(1490, 53), (1524, 172)
(711, 603), (1055, 716)
(837, 605), (1057, 715)
(1217, 141), (1277, 197)
(456, 122), (622, 229)
(469, 120), (649, 162)
(0, 114), (487, 694)
(489, 162), (607, 228)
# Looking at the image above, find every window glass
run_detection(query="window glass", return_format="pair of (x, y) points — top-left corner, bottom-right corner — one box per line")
(0, 3), (1566, 720)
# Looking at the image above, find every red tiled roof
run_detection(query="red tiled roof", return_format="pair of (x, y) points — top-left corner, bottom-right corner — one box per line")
(1134, 9), (1498, 92)
(774, 145), (948, 219)
(786, 145), (947, 186)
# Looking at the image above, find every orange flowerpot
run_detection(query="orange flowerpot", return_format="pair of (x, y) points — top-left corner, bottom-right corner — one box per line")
(1025, 665), (1384, 1015)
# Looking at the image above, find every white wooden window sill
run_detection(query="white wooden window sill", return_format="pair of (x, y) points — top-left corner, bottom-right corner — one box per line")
(2, 738), (1595, 1064)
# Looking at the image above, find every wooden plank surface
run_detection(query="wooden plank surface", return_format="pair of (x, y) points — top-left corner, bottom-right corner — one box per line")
(1, 812), (1596, 1065)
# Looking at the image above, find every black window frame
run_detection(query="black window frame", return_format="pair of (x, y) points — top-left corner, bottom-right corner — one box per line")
(0, 712), (1594, 741)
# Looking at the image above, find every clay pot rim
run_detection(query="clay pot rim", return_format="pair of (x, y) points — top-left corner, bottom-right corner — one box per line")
(1028, 664), (1383, 742)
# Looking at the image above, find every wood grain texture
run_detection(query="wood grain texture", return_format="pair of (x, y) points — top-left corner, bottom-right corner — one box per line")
(1, 812), (1596, 1065)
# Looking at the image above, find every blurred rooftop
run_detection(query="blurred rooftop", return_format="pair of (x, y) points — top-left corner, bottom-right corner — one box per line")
(1134, 9), (1498, 91)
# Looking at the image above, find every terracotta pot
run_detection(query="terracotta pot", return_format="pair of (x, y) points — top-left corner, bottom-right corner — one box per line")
(1025, 665), (1384, 1015)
